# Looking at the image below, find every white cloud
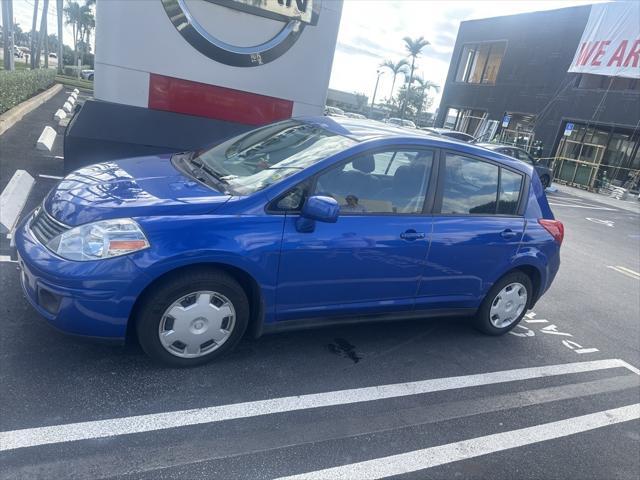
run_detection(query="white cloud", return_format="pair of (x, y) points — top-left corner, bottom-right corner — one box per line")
(329, 0), (606, 112)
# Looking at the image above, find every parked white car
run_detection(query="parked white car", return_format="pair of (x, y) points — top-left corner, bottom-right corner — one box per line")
(81, 69), (95, 81)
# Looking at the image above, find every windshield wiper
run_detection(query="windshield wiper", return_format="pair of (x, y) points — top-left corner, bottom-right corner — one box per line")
(189, 158), (229, 184)
(186, 157), (235, 194)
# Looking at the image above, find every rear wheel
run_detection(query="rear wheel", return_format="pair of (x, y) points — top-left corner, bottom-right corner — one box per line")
(474, 271), (532, 335)
(136, 269), (249, 367)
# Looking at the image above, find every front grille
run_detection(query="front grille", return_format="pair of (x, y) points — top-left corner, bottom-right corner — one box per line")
(30, 207), (70, 245)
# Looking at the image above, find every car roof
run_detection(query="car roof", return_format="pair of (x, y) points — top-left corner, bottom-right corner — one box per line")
(298, 116), (534, 175)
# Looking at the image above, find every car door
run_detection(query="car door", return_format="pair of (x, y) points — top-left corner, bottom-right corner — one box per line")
(275, 147), (437, 322)
(416, 151), (526, 309)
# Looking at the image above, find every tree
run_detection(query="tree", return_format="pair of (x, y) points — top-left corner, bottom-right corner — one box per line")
(65, 1), (95, 68)
(411, 76), (440, 119)
(400, 36), (430, 119)
(35, 0), (50, 68)
(2, 0), (15, 71)
(57, 0), (64, 73)
(30, 0), (39, 68)
(78, 5), (95, 63)
(380, 59), (409, 102)
(64, 1), (81, 68)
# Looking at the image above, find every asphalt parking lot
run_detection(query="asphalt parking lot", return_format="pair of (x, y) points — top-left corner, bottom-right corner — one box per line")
(0, 94), (639, 479)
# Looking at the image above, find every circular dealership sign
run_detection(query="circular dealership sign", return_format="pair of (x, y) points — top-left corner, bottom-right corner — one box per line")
(162, 0), (321, 67)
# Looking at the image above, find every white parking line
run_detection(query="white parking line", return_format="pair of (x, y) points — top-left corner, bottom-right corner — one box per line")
(277, 404), (640, 480)
(0, 255), (17, 263)
(0, 358), (636, 452)
(38, 174), (63, 180)
(607, 265), (640, 280)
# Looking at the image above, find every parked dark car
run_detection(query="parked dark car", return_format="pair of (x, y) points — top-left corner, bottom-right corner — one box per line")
(477, 143), (554, 189)
(424, 128), (475, 143)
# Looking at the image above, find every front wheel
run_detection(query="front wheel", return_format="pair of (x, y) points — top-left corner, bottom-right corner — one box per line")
(474, 271), (532, 335)
(136, 269), (249, 367)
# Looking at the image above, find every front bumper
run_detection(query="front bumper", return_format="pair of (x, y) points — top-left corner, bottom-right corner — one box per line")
(16, 212), (150, 340)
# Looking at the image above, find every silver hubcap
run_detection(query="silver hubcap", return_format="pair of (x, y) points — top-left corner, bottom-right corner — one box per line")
(159, 291), (236, 358)
(489, 282), (527, 329)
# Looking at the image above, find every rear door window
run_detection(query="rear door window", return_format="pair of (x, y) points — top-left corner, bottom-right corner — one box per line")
(498, 169), (524, 215)
(441, 154), (499, 214)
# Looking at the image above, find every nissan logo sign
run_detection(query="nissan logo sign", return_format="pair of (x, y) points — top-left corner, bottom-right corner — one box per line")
(162, 0), (321, 67)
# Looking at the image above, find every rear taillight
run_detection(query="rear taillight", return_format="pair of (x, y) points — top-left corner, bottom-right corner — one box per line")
(538, 219), (564, 246)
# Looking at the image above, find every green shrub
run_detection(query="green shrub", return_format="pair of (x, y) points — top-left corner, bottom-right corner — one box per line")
(0, 68), (56, 114)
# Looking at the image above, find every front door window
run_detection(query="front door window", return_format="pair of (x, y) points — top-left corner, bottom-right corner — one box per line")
(313, 149), (434, 214)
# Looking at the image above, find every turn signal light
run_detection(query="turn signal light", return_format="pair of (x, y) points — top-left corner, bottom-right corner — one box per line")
(538, 219), (564, 246)
(108, 240), (148, 253)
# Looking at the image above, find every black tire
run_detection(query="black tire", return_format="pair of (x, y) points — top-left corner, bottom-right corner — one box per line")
(135, 269), (249, 367)
(474, 271), (532, 336)
(88, 74), (94, 81)
(540, 175), (550, 189)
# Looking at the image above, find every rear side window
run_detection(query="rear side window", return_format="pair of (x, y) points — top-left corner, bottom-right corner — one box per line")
(441, 154), (499, 214)
(498, 169), (523, 214)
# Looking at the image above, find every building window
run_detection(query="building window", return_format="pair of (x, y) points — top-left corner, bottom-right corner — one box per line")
(455, 41), (507, 85)
(576, 74), (640, 91)
(443, 107), (487, 136)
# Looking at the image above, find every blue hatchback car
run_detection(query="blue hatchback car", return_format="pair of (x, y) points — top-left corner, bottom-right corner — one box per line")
(16, 117), (563, 366)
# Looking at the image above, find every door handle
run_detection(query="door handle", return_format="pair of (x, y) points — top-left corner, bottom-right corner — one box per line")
(400, 230), (426, 241)
(500, 229), (518, 239)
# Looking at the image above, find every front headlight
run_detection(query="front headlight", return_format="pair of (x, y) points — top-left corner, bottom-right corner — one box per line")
(46, 218), (149, 261)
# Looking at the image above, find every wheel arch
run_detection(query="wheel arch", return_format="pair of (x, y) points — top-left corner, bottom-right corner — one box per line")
(127, 262), (265, 344)
(498, 263), (542, 309)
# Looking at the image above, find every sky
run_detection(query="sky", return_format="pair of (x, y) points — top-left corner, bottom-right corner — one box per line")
(2, 0), (77, 47)
(3, 0), (604, 112)
(329, 0), (605, 112)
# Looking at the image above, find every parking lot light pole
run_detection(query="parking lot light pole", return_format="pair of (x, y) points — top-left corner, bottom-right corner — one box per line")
(370, 69), (383, 117)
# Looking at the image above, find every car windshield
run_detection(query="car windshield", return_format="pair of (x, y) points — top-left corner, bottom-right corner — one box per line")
(193, 120), (356, 195)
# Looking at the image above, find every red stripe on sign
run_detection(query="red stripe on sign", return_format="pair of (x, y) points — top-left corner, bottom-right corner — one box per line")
(148, 73), (293, 125)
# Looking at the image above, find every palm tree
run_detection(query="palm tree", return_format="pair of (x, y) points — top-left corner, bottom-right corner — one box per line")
(400, 36), (430, 119)
(79, 5), (95, 63)
(1, 0), (15, 70)
(64, 1), (81, 68)
(57, 0), (64, 73)
(380, 59), (409, 101)
(29, 0), (39, 68)
(36, 0), (49, 68)
(411, 76), (440, 119)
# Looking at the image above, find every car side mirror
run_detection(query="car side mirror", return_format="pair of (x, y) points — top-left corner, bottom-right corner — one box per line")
(296, 195), (339, 233)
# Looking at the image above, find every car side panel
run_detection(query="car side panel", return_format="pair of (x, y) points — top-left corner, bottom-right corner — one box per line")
(416, 216), (526, 309)
(131, 214), (285, 325)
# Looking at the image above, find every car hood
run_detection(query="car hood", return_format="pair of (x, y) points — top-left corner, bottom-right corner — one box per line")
(44, 155), (230, 226)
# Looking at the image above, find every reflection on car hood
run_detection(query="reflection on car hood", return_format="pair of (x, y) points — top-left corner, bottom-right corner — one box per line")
(44, 155), (230, 226)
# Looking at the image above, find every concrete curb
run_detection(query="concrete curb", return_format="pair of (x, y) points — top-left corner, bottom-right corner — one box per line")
(36, 126), (57, 151)
(54, 109), (67, 121)
(0, 170), (35, 234)
(0, 83), (64, 137)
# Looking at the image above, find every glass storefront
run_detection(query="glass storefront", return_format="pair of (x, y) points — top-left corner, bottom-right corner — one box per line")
(443, 107), (487, 137)
(498, 113), (537, 150)
(553, 122), (640, 192)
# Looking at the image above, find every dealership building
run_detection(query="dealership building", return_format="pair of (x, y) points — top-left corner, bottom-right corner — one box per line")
(436, 3), (640, 191)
